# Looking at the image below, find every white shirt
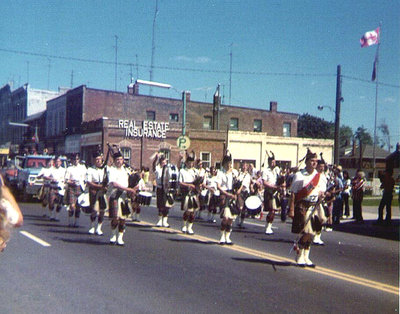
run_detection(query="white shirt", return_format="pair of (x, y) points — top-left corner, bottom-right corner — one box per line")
(179, 167), (198, 184)
(290, 168), (326, 202)
(262, 167), (277, 185)
(65, 164), (87, 184)
(49, 166), (66, 184)
(87, 166), (105, 184)
(238, 171), (251, 193)
(217, 168), (238, 191)
(107, 166), (129, 189)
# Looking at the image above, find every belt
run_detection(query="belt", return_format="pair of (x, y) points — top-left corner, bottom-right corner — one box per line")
(298, 200), (318, 207)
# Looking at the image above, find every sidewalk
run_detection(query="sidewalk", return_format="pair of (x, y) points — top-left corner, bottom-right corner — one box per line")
(331, 205), (399, 241)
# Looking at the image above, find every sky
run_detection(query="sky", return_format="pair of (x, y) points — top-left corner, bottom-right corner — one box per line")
(1, 0), (399, 149)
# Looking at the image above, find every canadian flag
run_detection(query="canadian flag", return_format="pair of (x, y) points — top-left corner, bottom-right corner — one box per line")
(360, 28), (380, 48)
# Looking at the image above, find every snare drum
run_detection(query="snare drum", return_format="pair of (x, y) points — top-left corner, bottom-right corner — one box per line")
(245, 195), (262, 215)
(138, 192), (152, 206)
(77, 192), (91, 214)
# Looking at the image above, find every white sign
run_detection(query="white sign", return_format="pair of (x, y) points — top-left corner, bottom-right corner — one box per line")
(177, 135), (190, 149)
(118, 120), (169, 139)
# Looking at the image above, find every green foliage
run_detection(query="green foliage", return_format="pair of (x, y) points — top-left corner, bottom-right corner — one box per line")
(354, 126), (373, 145)
(298, 113), (334, 139)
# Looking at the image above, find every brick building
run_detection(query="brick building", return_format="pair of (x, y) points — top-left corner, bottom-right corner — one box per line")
(47, 83), (301, 170)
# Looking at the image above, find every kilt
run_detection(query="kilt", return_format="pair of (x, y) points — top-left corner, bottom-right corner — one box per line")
(66, 184), (82, 206)
(291, 201), (325, 234)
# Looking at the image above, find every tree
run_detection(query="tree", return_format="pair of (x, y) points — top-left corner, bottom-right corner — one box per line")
(298, 114), (353, 148)
(378, 121), (391, 151)
(354, 126), (373, 146)
(339, 125), (353, 147)
(297, 113), (334, 139)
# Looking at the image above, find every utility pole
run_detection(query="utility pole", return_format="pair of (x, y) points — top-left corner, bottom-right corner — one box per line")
(114, 35), (118, 91)
(136, 54), (139, 79)
(47, 58), (51, 90)
(229, 43), (233, 105)
(70, 70), (74, 88)
(26, 61), (29, 83)
(334, 65), (342, 165)
(149, 0), (159, 96)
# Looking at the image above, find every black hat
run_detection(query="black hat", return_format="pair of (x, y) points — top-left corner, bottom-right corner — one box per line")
(92, 151), (103, 159)
(113, 151), (123, 159)
(305, 148), (317, 161)
(221, 150), (232, 165)
(318, 152), (326, 165)
(268, 151), (275, 162)
(186, 150), (196, 162)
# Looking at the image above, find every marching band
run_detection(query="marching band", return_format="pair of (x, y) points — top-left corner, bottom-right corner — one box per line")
(32, 146), (349, 266)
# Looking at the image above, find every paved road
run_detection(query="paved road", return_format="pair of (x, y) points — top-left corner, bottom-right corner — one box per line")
(0, 200), (398, 313)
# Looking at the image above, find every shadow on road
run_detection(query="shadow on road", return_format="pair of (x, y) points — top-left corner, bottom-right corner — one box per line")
(55, 237), (107, 245)
(168, 238), (216, 245)
(232, 257), (295, 269)
(333, 219), (399, 241)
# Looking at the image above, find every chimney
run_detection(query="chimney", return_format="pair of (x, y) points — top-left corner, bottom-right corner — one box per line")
(127, 83), (139, 95)
(185, 91), (191, 102)
(213, 84), (221, 130)
(270, 101), (277, 112)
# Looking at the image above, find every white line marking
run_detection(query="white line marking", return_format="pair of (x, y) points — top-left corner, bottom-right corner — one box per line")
(20, 231), (51, 247)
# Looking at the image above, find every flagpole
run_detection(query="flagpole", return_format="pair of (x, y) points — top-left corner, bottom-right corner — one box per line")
(372, 22), (382, 180)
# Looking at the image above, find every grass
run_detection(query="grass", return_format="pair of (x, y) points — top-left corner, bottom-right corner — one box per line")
(349, 196), (399, 207)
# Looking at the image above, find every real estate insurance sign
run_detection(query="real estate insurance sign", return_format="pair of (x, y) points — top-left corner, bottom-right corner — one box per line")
(118, 120), (170, 139)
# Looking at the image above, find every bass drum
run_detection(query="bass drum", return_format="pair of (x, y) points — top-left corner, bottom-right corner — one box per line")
(77, 192), (91, 214)
(245, 195), (262, 216)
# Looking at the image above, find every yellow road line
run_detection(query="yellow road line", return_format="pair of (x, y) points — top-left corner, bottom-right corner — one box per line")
(132, 220), (399, 296)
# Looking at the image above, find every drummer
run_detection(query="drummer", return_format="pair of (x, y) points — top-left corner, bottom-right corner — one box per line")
(44, 156), (66, 222)
(152, 153), (170, 228)
(217, 151), (239, 245)
(236, 162), (251, 228)
(196, 159), (207, 220)
(107, 151), (138, 246)
(86, 151), (107, 235)
(205, 166), (219, 223)
(131, 169), (148, 222)
(64, 153), (87, 227)
(179, 151), (200, 234)
(262, 154), (279, 235)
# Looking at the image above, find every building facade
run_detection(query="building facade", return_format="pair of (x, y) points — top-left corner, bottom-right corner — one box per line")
(0, 83), (61, 152)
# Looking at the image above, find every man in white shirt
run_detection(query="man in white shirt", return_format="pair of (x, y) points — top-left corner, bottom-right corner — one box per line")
(45, 156), (66, 221)
(65, 154), (87, 227)
(107, 151), (137, 246)
(86, 152), (107, 235)
(179, 151), (199, 234)
(288, 149), (326, 267)
(262, 155), (279, 235)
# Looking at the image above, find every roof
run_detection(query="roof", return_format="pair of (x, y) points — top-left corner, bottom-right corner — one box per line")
(340, 144), (391, 159)
(23, 111), (46, 122)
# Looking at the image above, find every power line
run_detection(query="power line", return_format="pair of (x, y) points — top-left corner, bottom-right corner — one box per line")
(1, 47), (399, 88)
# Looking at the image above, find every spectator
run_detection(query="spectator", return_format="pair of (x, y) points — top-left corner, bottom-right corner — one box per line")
(342, 170), (351, 218)
(351, 170), (365, 223)
(375, 169), (395, 226)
